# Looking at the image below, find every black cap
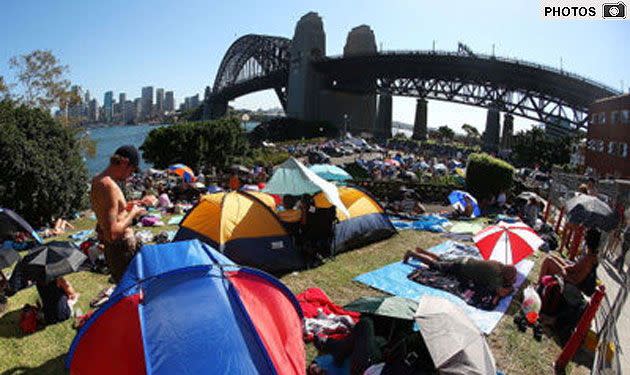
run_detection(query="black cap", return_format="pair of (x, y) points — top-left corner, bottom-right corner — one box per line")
(114, 145), (140, 171)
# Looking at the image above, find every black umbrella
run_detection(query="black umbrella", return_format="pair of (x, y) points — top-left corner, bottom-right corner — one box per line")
(0, 208), (43, 244)
(0, 248), (20, 269)
(565, 194), (618, 231)
(20, 241), (87, 283)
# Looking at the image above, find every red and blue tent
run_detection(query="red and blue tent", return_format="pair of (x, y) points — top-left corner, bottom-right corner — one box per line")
(66, 239), (305, 374)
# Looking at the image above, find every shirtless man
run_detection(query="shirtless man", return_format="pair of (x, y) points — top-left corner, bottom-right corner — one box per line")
(91, 145), (146, 283)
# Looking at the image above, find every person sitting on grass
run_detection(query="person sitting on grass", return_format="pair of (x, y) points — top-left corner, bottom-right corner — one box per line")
(36, 276), (78, 325)
(41, 218), (75, 238)
(403, 247), (517, 305)
(539, 227), (600, 287)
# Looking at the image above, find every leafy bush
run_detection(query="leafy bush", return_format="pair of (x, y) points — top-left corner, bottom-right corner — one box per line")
(465, 153), (514, 200)
(241, 147), (290, 167)
(248, 117), (338, 145)
(0, 100), (88, 226)
(141, 118), (249, 171)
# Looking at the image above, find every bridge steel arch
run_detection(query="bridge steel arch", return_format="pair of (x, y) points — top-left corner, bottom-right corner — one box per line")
(313, 52), (619, 129)
(208, 34), (291, 117)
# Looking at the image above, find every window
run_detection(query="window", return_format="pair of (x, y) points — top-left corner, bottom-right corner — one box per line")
(590, 113), (597, 124)
(599, 113), (606, 124)
(620, 143), (628, 158)
(597, 139), (605, 152)
(608, 141), (617, 155)
(622, 110), (630, 124)
(611, 111), (620, 125)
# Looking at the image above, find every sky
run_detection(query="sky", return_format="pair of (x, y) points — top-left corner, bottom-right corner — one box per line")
(1, 0), (628, 133)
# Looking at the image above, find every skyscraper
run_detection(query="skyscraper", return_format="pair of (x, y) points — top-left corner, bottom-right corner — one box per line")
(119, 93), (126, 113)
(123, 100), (134, 124)
(89, 99), (99, 122)
(134, 98), (143, 122)
(104, 91), (114, 123)
(156, 88), (164, 114)
(164, 91), (175, 112)
(141, 86), (154, 120)
(190, 94), (200, 108)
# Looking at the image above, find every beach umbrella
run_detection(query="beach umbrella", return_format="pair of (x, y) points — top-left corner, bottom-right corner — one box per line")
(415, 296), (496, 375)
(0, 248), (20, 269)
(0, 208), (43, 244)
(473, 221), (543, 265)
(168, 164), (196, 183)
(433, 163), (448, 171)
(565, 194), (618, 231)
(20, 241), (87, 283)
(309, 164), (352, 181)
(448, 190), (481, 218)
(263, 158), (350, 218)
(384, 159), (400, 167)
(345, 296), (417, 321)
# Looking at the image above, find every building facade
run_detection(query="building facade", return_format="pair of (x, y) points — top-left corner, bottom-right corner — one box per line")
(141, 86), (154, 120)
(164, 91), (175, 112)
(155, 88), (164, 115)
(104, 91), (114, 123)
(585, 93), (630, 178)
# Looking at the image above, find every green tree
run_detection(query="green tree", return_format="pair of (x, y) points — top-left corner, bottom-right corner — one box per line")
(141, 118), (250, 171)
(511, 127), (574, 170)
(0, 76), (10, 100)
(0, 101), (88, 226)
(436, 125), (455, 142)
(9, 50), (78, 111)
(461, 123), (480, 144)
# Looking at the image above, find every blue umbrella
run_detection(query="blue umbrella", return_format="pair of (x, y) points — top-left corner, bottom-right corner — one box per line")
(448, 190), (481, 218)
(309, 164), (352, 181)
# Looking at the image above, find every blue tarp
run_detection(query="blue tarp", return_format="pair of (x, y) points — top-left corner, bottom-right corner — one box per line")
(390, 214), (451, 233)
(354, 241), (534, 334)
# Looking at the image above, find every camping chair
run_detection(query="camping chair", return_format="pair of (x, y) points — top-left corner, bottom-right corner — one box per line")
(301, 206), (337, 266)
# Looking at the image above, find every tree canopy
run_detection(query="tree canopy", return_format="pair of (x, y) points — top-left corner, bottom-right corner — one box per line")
(0, 100), (88, 226)
(141, 117), (250, 171)
(436, 125), (455, 141)
(511, 127), (575, 170)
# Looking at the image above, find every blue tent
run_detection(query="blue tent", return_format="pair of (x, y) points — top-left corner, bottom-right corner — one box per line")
(67, 240), (306, 375)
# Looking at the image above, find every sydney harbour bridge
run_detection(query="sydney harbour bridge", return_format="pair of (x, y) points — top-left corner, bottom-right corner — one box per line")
(203, 12), (619, 145)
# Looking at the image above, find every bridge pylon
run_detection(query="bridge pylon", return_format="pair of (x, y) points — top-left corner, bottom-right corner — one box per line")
(483, 106), (501, 152)
(375, 94), (393, 140)
(413, 98), (428, 140)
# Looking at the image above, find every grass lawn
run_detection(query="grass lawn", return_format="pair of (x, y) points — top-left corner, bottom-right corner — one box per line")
(0, 217), (590, 374)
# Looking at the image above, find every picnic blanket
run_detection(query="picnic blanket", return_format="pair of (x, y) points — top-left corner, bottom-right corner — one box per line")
(69, 229), (94, 241)
(354, 241), (534, 334)
(167, 215), (184, 225)
(390, 214), (451, 233)
(449, 220), (486, 234)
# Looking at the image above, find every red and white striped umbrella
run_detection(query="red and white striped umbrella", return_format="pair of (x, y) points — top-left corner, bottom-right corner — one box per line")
(473, 222), (544, 265)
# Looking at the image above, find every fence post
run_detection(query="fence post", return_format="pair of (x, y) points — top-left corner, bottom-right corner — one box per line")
(543, 202), (552, 223)
(568, 225), (585, 260)
(555, 285), (606, 374)
(554, 207), (565, 233)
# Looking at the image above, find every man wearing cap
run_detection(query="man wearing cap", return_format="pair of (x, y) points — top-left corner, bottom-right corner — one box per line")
(90, 145), (146, 283)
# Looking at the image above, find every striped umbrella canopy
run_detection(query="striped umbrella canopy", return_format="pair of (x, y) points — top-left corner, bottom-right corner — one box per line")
(473, 221), (544, 265)
(168, 164), (196, 183)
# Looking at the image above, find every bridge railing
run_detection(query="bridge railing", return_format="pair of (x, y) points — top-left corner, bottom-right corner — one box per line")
(323, 50), (620, 95)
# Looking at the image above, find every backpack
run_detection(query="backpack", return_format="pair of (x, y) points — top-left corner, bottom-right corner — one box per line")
(537, 275), (564, 316)
(19, 304), (39, 334)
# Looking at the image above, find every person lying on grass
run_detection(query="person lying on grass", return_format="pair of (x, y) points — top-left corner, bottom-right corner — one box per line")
(403, 247), (517, 305)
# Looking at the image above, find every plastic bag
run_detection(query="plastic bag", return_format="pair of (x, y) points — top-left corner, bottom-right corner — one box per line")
(522, 286), (542, 323)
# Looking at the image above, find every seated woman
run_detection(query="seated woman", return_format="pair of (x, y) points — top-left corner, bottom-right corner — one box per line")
(36, 276), (78, 325)
(403, 247), (516, 304)
(539, 227), (600, 287)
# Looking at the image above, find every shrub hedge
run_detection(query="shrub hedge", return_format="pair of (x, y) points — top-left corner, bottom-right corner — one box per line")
(141, 118), (249, 171)
(0, 100), (88, 226)
(465, 153), (514, 200)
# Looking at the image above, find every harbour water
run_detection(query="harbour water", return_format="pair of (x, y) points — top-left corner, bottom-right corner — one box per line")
(84, 121), (260, 176)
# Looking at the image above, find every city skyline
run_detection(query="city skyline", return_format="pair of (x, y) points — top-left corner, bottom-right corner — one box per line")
(1, 0), (628, 132)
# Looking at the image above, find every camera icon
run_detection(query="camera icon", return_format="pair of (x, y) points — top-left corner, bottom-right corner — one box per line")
(603, 2), (626, 18)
